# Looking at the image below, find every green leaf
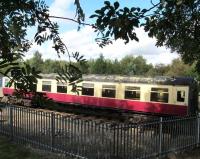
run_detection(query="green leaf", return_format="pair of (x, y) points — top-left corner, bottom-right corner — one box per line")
(131, 7), (136, 12)
(114, 1), (119, 10)
(95, 10), (104, 15)
(124, 7), (129, 12)
(104, 1), (110, 6)
(136, 7), (140, 12)
(89, 14), (98, 18)
(141, 9), (147, 13)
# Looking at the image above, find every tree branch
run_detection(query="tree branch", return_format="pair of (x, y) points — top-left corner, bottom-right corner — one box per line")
(143, 1), (161, 13)
(48, 15), (96, 28)
(46, 17), (72, 62)
(151, 0), (156, 6)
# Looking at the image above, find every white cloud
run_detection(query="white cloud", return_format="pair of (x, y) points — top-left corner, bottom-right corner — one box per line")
(49, 0), (73, 17)
(25, 0), (179, 66)
(26, 26), (179, 65)
(59, 26), (179, 64)
(48, 0), (76, 27)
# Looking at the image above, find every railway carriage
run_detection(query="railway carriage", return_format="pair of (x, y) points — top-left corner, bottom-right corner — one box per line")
(1, 74), (199, 116)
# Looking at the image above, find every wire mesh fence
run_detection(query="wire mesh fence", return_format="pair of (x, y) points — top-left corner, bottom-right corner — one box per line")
(0, 104), (199, 159)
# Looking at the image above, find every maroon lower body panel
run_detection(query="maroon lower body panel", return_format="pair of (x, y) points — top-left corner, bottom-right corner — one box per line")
(3, 88), (187, 116)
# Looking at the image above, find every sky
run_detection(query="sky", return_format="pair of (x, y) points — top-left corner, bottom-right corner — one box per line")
(26, 0), (179, 65)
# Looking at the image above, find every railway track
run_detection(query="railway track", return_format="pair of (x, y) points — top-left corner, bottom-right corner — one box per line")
(0, 95), (159, 123)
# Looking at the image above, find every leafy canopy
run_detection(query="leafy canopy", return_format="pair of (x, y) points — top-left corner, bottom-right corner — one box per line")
(0, 0), (85, 94)
(89, 0), (200, 72)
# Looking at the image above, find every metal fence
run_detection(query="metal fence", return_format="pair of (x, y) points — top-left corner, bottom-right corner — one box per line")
(0, 104), (199, 159)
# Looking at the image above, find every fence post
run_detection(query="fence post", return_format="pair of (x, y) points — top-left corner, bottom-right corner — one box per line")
(112, 123), (119, 158)
(112, 124), (116, 158)
(51, 112), (55, 151)
(197, 114), (200, 146)
(9, 106), (13, 140)
(159, 117), (163, 157)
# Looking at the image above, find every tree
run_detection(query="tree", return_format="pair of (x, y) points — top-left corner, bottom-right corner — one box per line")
(42, 59), (55, 74)
(120, 55), (137, 75)
(166, 58), (194, 76)
(109, 59), (122, 75)
(26, 51), (44, 72)
(89, 0), (200, 72)
(132, 56), (152, 75)
(120, 55), (151, 75)
(150, 64), (169, 76)
(90, 54), (107, 74)
(144, 0), (200, 72)
(0, 0), (85, 94)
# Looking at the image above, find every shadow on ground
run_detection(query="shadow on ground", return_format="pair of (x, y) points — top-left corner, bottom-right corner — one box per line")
(163, 148), (200, 159)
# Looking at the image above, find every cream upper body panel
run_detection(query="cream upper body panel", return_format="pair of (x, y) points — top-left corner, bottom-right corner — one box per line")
(4, 75), (191, 106)
(78, 80), (189, 106)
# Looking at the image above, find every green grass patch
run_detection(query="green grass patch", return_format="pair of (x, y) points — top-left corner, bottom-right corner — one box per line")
(0, 136), (70, 159)
(0, 136), (42, 159)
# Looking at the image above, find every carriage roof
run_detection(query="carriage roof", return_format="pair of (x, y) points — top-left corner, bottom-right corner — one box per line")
(40, 74), (197, 86)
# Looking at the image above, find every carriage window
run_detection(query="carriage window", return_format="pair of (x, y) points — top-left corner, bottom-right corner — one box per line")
(82, 83), (94, 96)
(125, 86), (140, 100)
(42, 81), (51, 92)
(177, 90), (185, 102)
(57, 82), (67, 93)
(150, 88), (169, 103)
(102, 85), (116, 98)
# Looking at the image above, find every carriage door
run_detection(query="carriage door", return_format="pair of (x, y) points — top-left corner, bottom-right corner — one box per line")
(174, 87), (191, 114)
(175, 87), (188, 106)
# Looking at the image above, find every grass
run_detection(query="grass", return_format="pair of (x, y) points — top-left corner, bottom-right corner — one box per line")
(0, 136), (71, 159)
(0, 136), (38, 159)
